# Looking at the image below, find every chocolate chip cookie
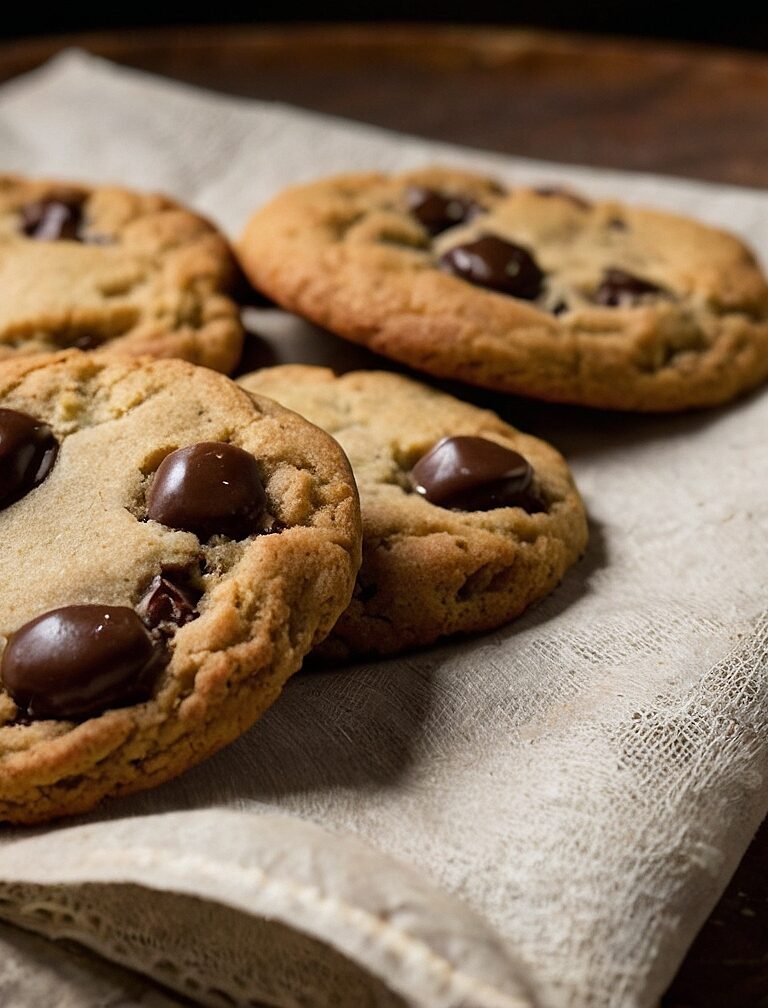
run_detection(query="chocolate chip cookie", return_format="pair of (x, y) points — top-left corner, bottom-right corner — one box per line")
(0, 352), (361, 823)
(0, 174), (243, 371)
(238, 365), (587, 659)
(238, 167), (768, 411)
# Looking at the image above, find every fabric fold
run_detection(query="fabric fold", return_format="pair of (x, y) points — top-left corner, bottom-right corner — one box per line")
(0, 810), (537, 1008)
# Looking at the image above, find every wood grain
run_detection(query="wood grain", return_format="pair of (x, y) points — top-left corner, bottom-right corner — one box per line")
(4, 25), (768, 188)
(1, 24), (767, 1007)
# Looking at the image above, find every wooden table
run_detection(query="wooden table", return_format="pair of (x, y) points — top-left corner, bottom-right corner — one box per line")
(2, 24), (767, 1007)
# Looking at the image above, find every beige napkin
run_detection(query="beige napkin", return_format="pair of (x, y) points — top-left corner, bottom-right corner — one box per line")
(1, 50), (767, 1008)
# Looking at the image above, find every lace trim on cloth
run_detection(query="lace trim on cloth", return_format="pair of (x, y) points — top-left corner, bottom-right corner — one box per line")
(0, 811), (537, 1008)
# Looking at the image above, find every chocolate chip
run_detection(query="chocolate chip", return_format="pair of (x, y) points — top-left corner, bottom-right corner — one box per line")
(20, 198), (84, 241)
(439, 235), (544, 299)
(551, 300), (569, 316)
(594, 267), (667, 306)
(1, 605), (157, 721)
(54, 332), (103, 352)
(405, 186), (481, 235)
(137, 571), (201, 631)
(535, 186), (592, 210)
(607, 217), (627, 231)
(147, 442), (266, 541)
(410, 436), (544, 513)
(0, 408), (58, 510)
(72, 334), (101, 350)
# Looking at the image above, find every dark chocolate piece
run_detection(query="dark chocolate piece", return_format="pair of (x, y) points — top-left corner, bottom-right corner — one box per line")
(594, 268), (667, 306)
(1, 605), (156, 721)
(439, 235), (544, 300)
(0, 408), (58, 509)
(20, 198), (84, 241)
(405, 186), (481, 235)
(410, 436), (544, 512)
(137, 572), (201, 630)
(67, 333), (103, 351)
(147, 442), (266, 540)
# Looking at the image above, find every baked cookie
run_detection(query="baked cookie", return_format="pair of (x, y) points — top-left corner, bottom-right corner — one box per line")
(0, 351), (361, 823)
(238, 365), (587, 659)
(0, 174), (243, 371)
(238, 167), (768, 411)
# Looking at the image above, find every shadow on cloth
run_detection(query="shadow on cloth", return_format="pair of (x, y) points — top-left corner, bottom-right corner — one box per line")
(83, 652), (439, 821)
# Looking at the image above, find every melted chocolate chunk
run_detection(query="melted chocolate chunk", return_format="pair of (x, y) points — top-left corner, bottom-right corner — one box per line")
(405, 186), (481, 235)
(137, 571), (201, 631)
(1, 605), (157, 721)
(0, 408), (58, 510)
(20, 198), (84, 241)
(147, 442), (266, 541)
(535, 186), (592, 210)
(439, 235), (544, 300)
(410, 436), (544, 513)
(594, 268), (667, 306)
(67, 333), (103, 351)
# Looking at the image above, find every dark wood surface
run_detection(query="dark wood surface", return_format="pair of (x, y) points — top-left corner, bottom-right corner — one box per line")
(2, 23), (768, 1007)
(6, 24), (768, 188)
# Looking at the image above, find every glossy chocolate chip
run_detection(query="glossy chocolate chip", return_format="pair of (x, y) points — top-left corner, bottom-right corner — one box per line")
(20, 198), (84, 241)
(410, 436), (544, 512)
(0, 408), (58, 510)
(137, 571), (201, 631)
(535, 186), (592, 210)
(147, 442), (266, 541)
(594, 268), (667, 306)
(405, 186), (481, 235)
(1, 605), (157, 721)
(439, 235), (544, 299)
(67, 333), (103, 351)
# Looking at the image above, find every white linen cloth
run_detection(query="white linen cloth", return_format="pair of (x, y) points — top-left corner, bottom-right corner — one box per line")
(0, 50), (766, 1008)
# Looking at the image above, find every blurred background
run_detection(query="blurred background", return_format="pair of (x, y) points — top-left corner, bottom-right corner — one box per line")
(2, 5), (768, 51)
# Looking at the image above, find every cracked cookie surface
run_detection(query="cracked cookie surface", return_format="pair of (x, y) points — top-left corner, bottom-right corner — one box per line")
(0, 174), (243, 371)
(0, 352), (361, 823)
(238, 167), (768, 411)
(239, 365), (587, 659)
